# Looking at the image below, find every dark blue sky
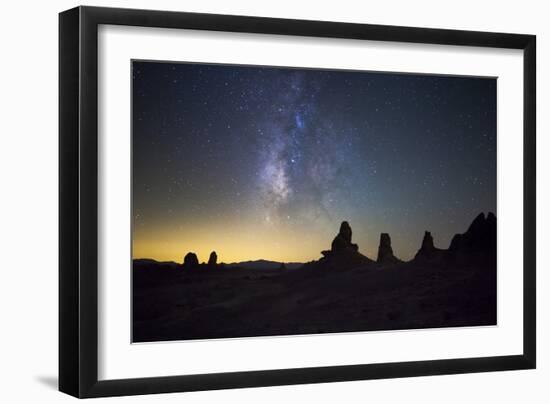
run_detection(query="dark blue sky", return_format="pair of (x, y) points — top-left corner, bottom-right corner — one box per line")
(132, 61), (496, 263)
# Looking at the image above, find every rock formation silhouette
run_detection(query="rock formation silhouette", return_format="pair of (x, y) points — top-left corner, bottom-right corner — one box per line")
(377, 233), (401, 264)
(414, 231), (443, 261)
(208, 251), (218, 266)
(449, 212), (496, 256)
(330, 221), (359, 252)
(183, 252), (199, 268)
(174, 212), (496, 273)
(318, 221), (373, 269)
(409, 212), (497, 263)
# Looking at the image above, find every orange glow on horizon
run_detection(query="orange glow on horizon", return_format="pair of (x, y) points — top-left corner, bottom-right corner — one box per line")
(132, 222), (335, 264)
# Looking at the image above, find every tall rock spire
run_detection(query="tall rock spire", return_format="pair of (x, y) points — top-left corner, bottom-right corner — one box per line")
(377, 233), (401, 264)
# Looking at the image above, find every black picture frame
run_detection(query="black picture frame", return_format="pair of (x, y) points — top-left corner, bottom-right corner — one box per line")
(59, 5), (536, 398)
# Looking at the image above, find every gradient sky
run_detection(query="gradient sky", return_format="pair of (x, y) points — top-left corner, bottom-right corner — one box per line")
(132, 61), (496, 264)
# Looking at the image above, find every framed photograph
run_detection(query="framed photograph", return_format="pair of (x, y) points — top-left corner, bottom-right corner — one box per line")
(59, 6), (536, 398)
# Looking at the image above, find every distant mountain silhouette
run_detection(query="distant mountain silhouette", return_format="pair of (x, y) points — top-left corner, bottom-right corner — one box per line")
(226, 259), (303, 270)
(133, 258), (179, 268)
(134, 257), (303, 271)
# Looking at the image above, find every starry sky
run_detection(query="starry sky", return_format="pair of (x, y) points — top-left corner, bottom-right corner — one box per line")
(132, 61), (496, 264)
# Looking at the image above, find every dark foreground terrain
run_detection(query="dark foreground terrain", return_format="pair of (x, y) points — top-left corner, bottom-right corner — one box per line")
(133, 213), (496, 342)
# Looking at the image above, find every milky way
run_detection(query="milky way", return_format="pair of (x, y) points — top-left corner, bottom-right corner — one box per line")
(132, 61), (496, 263)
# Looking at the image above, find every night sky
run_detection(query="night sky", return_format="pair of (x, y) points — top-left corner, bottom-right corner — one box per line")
(132, 61), (496, 263)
